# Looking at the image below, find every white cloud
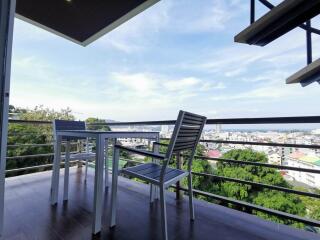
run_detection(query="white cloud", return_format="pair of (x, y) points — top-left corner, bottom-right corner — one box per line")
(163, 77), (200, 91)
(112, 72), (157, 95)
(184, 2), (231, 32)
(168, 0), (246, 34)
(13, 19), (54, 42)
(10, 1), (320, 121)
(95, 0), (246, 53)
(11, 56), (226, 120)
(182, 36), (306, 75)
(210, 79), (318, 102)
(109, 72), (225, 97)
(95, 0), (170, 53)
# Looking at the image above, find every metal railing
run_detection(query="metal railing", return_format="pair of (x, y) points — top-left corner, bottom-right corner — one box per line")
(5, 117), (320, 228)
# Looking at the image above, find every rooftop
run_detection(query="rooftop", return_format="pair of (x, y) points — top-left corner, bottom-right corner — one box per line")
(4, 167), (319, 240)
(289, 152), (320, 166)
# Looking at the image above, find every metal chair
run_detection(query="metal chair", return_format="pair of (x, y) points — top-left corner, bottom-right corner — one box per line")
(53, 120), (96, 182)
(110, 110), (207, 240)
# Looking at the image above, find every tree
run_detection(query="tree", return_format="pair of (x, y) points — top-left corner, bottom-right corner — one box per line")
(211, 149), (306, 227)
(85, 117), (111, 131)
(295, 187), (320, 221)
(253, 191), (305, 228)
(18, 105), (74, 121)
(7, 105), (75, 176)
(167, 142), (215, 199)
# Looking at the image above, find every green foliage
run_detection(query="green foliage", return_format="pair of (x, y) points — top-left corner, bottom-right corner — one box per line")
(211, 149), (306, 227)
(216, 149), (290, 201)
(85, 118), (111, 131)
(253, 191), (305, 228)
(7, 105), (75, 176)
(295, 187), (320, 221)
(18, 105), (74, 121)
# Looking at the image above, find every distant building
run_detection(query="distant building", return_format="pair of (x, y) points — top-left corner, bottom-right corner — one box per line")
(215, 124), (221, 134)
(207, 150), (221, 158)
(285, 152), (320, 188)
(311, 129), (320, 135)
(268, 153), (281, 165)
(280, 147), (293, 165)
(161, 125), (169, 134)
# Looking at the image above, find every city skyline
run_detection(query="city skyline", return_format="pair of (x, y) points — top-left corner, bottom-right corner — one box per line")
(10, 0), (320, 121)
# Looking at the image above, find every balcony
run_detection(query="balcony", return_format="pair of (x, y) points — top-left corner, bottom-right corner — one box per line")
(4, 167), (319, 240)
(4, 117), (320, 239)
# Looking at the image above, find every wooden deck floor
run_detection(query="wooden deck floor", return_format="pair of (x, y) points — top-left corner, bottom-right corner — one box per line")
(3, 167), (319, 240)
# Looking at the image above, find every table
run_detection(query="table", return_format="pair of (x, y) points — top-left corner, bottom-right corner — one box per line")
(50, 130), (160, 234)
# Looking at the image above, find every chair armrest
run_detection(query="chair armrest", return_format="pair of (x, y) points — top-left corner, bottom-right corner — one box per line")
(115, 144), (166, 159)
(153, 142), (169, 147)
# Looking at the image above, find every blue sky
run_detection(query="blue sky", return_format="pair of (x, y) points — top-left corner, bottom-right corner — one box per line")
(10, 0), (320, 121)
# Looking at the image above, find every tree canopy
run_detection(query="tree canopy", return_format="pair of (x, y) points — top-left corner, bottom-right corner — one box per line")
(211, 149), (306, 227)
(85, 117), (111, 131)
(7, 105), (75, 176)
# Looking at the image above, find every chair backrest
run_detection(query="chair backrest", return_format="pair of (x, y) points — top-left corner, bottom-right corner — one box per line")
(53, 119), (86, 141)
(160, 111), (207, 180)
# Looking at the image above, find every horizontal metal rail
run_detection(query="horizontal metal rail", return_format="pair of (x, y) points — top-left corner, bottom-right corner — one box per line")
(160, 137), (320, 150)
(62, 116), (320, 126)
(178, 186), (320, 228)
(8, 116), (320, 130)
(200, 139), (320, 150)
(7, 142), (78, 148)
(6, 118), (320, 228)
(6, 153), (54, 160)
(6, 151), (78, 160)
(192, 172), (320, 199)
(193, 155), (320, 174)
(258, 0), (320, 35)
(102, 153), (320, 198)
(7, 143), (54, 148)
(156, 141), (320, 174)
(5, 160), (78, 174)
(9, 119), (51, 125)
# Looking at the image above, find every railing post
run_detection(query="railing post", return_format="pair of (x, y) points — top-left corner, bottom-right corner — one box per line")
(176, 152), (183, 200)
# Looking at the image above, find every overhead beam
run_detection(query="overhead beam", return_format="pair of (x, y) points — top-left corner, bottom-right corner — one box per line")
(0, 0), (16, 236)
(286, 58), (320, 87)
(235, 0), (320, 46)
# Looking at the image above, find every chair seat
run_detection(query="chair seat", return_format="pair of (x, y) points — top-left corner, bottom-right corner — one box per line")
(61, 152), (96, 160)
(122, 163), (188, 185)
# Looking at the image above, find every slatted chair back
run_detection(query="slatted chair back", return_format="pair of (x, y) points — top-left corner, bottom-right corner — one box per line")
(160, 111), (206, 181)
(53, 120), (86, 141)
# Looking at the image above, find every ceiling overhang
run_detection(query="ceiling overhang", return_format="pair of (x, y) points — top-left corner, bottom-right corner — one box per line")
(15, 0), (160, 46)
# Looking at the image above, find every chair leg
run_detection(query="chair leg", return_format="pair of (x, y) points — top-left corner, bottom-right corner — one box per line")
(105, 143), (109, 188)
(63, 141), (71, 201)
(110, 147), (120, 228)
(187, 173), (195, 220)
(84, 159), (88, 183)
(159, 186), (168, 240)
(150, 184), (154, 203)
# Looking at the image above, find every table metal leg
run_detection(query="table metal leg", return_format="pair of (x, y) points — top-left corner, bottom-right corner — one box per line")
(63, 141), (71, 201)
(104, 139), (109, 188)
(51, 136), (62, 205)
(110, 140), (119, 228)
(154, 135), (160, 200)
(92, 136), (105, 234)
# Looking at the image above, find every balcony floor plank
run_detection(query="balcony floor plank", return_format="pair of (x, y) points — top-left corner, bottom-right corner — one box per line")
(3, 167), (319, 240)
